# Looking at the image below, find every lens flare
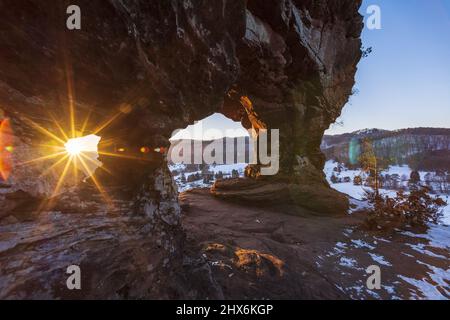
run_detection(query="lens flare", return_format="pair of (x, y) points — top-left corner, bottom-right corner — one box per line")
(17, 43), (134, 210)
(64, 135), (100, 156)
(65, 139), (83, 155)
(19, 106), (126, 210)
(0, 118), (13, 181)
(348, 138), (361, 166)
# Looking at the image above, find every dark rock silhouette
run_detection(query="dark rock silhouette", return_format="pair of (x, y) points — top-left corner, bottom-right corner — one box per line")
(0, 0), (363, 299)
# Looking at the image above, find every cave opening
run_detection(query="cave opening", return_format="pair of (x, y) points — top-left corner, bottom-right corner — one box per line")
(168, 113), (254, 192)
(64, 134), (102, 179)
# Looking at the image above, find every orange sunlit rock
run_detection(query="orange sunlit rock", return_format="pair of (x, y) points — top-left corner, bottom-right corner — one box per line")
(0, 118), (13, 181)
(239, 96), (267, 131)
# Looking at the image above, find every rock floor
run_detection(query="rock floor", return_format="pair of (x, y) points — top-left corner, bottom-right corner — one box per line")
(180, 189), (450, 300)
(0, 188), (448, 299)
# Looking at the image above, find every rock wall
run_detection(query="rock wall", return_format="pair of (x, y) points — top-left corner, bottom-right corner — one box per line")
(217, 0), (363, 213)
(0, 0), (363, 298)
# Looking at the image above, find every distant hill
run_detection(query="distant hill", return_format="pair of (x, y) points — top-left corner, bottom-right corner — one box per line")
(169, 136), (252, 165)
(322, 128), (450, 171)
(168, 137), (251, 192)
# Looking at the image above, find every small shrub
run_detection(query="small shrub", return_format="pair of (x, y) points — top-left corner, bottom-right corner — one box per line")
(364, 186), (446, 226)
(353, 175), (363, 186)
(330, 174), (339, 184)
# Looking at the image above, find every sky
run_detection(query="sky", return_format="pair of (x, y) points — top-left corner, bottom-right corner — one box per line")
(174, 0), (450, 139)
(327, 0), (450, 135)
(170, 113), (249, 140)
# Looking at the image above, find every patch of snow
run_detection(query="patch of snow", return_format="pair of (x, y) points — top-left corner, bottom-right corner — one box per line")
(351, 239), (376, 250)
(384, 165), (411, 177)
(335, 242), (347, 249)
(209, 163), (247, 174)
(168, 163), (187, 172)
(415, 261), (450, 297)
(441, 198), (450, 225)
(368, 253), (392, 267)
(349, 198), (372, 213)
(339, 257), (358, 269)
(366, 290), (381, 299)
(398, 275), (449, 300)
(373, 236), (391, 243)
(398, 226), (450, 252)
(406, 243), (447, 259)
(382, 285), (396, 295)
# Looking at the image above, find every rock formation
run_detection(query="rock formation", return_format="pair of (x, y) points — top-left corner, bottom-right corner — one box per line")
(0, 0), (363, 298)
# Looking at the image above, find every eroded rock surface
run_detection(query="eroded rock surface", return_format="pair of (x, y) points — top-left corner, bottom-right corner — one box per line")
(181, 190), (450, 300)
(0, 0), (363, 298)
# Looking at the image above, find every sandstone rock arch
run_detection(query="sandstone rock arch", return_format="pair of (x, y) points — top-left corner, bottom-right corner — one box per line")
(0, 0), (363, 299)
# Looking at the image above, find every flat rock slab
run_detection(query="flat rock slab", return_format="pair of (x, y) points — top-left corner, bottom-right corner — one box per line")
(181, 189), (450, 300)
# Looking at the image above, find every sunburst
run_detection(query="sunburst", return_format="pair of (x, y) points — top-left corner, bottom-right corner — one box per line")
(19, 102), (157, 209)
(10, 41), (154, 212)
(18, 102), (128, 211)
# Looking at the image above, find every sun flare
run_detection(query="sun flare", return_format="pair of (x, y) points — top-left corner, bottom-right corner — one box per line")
(19, 103), (126, 210)
(65, 139), (83, 156)
(64, 135), (100, 156)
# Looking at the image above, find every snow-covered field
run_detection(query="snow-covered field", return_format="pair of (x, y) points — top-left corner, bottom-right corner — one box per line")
(324, 160), (450, 225)
(324, 160), (450, 299)
(169, 163), (247, 193)
(171, 160), (450, 225)
(169, 160), (450, 299)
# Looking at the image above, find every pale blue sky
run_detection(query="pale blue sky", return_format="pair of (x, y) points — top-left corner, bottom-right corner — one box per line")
(327, 0), (450, 134)
(171, 113), (249, 140)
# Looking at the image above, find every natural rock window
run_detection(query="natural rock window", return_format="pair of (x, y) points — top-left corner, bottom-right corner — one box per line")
(169, 113), (251, 192)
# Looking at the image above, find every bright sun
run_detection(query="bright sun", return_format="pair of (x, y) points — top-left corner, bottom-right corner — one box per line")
(65, 139), (83, 155)
(64, 135), (101, 156)
(17, 68), (131, 209)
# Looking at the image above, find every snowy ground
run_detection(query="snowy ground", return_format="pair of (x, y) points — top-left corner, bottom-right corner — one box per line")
(170, 160), (450, 299)
(324, 160), (450, 299)
(324, 160), (450, 225)
(169, 163), (247, 193)
(171, 160), (450, 225)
